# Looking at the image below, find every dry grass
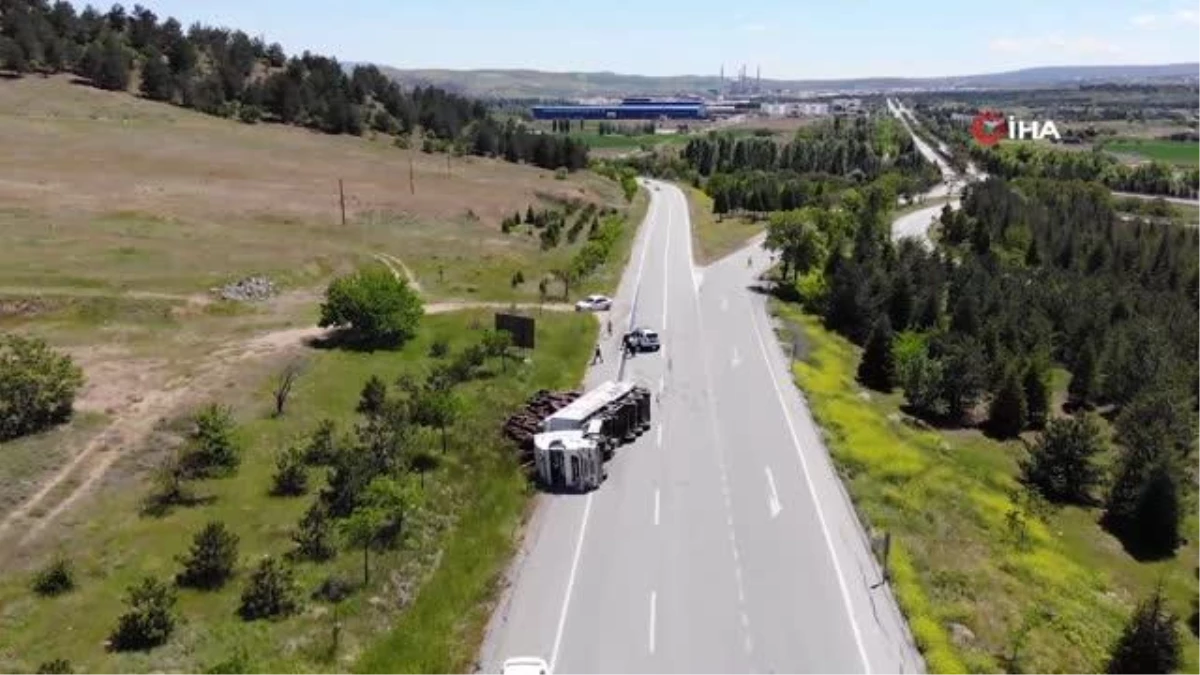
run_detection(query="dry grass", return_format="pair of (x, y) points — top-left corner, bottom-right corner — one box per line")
(0, 75), (624, 297)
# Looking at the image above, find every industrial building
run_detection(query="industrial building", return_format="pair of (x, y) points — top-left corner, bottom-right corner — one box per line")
(531, 98), (708, 120)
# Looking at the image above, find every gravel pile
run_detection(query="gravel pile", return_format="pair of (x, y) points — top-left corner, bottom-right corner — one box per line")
(214, 276), (277, 302)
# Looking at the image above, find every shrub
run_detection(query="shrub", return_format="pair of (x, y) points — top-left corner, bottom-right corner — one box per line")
(0, 334), (85, 441)
(357, 375), (389, 417)
(176, 521), (239, 590)
(141, 452), (198, 516)
(510, 270), (525, 288)
(238, 556), (300, 621)
(428, 337), (450, 359)
(109, 576), (177, 651)
(180, 404), (241, 478)
(319, 265), (424, 348)
(1107, 587), (1181, 673)
(36, 660), (72, 674)
(303, 419), (338, 465)
(271, 446), (309, 496)
(203, 649), (253, 674)
(554, 167), (568, 180)
(313, 573), (355, 603)
(32, 556), (75, 596)
(237, 105), (262, 124)
(1021, 414), (1104, 504)
(292, 501), (337, 562)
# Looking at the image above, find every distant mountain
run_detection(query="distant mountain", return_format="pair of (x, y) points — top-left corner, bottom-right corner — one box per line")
(365, 63), (1199, 99)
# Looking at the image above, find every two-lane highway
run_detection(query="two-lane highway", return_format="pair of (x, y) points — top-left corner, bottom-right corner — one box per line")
(479, 180), (922, 673)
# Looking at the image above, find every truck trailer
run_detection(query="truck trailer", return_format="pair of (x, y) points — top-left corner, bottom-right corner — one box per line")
(532, 380), (651, 491)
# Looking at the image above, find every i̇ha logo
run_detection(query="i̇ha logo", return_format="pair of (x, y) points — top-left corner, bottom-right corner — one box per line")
(971, 110), (1061, 146)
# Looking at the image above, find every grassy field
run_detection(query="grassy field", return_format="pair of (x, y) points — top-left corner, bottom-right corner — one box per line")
(771, 304), (1199, 674)
(0, 310), (596, 673)
(0, 75), (625, 302)
(1101, 138), (1199, 166)
(683, 186), (764, 265)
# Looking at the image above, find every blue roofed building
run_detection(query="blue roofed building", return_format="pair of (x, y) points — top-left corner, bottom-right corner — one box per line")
(531, 99), (708, 120)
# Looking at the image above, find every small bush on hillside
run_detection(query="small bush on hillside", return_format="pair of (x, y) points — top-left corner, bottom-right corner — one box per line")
(180, 404), (241, 478)
(429, 337), (450, 359)
(1107, 587), (1182, 673)
(203, 649), (253, 674)
(36, 659), (72, 674)
(238, 556), (300, 621)
(554, 167), (568, 180)
(0, 334), (85, 441)
(319, 265), (424, 348)
(141, 452), (200, 517)
(271, 446), (309, 496)
(303, 419), (338, 465)
(32, 556), (75, 596)
(1021, 415), (1104, 504)
(313, 573), (356, 603)
(109, 576), (177, 651)
(291, 501), (338, 562)
(357, 375), (389, 417)
(176, 521), (239, 590)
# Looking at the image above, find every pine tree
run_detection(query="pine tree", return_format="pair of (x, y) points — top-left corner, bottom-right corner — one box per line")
(1021, 414), (1104, 504)
(1104, 447), (1181, 559)
(94, 33), (131, 91)
(1023, 363), (1051, 430)
(109, 576), (177, 651)
(988, 368), (1027, 438)
(291, 501), (337, 561)
(176, 521), (239, 590)
(139, 48), (173, 101)
(1068, 341), (1100, 407)
(238, 556), (299, 621)
(271, 446), (309, 496)
(356, 375), (388, 418)
(1107, 587), (1182, 673)
(856, 317), (896, 392)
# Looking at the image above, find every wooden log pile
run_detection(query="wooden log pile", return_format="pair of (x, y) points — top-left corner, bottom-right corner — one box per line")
(503, 389), (581, 458)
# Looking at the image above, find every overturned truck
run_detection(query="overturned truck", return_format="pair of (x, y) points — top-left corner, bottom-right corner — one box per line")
(533, 380), (651, 492)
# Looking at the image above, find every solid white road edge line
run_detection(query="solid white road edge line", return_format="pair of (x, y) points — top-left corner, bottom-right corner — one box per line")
(661, 191), (671, 332)
(654, 488), (661, 526)
(765, 466), (782, 519)
(649, 591), (658, 654)
(747, 304), (873, 674)
(549, 493), (592, 673)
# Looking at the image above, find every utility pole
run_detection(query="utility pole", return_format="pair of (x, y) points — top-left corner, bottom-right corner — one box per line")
(409, 158), (415, 195)
(338, 179), (346, 226)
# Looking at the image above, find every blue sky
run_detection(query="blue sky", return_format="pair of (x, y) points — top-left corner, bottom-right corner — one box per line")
(146, 0), (1199, 79)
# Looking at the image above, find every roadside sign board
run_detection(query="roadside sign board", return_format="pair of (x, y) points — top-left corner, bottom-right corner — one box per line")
(495, 312), (535, 349)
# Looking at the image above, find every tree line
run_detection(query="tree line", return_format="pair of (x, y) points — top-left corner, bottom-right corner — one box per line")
(0, 0), (586, 170)
(616, 116), (940, 215)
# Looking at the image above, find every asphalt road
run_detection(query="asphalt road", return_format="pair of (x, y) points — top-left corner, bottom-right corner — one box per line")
(479, 180), (923, 674)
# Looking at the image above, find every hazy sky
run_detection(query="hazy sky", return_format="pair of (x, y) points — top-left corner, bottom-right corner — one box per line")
(145, 0), (1200, 79)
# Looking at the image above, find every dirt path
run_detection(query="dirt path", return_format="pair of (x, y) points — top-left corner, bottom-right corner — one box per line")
(0, 298), (575, 552)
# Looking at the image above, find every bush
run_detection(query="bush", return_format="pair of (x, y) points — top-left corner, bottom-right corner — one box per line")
(176, 521), (239, 590)
(554, 167), (568, 180)
(319, 265), (424, 348)
(303, 419), (338, 465)
(238, 104), (262, 124)
(271, 446), (309, 496)
(238, 556), (300, 621)
(141, 452), (198, 516)
(1021, 414), (1104, 504)
(1107, 587), (1181, 673)
(0, 334), (85, 441)
(203, 649), (253, 674)
(313, 573), (355, 603)
(32, 556), (75, 596)
(109, 576), (177, 651)
(357, 375), (389, 417)
(181, 404), (241, 478)
(428, 337), (450, 359)
(510, 270), (525, 288)
(36, 660), (72, 674)
(292, 501), (338, 561)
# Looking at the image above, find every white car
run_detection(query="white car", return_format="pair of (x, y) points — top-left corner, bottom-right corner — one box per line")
(501, 656), (550, 675)
(574, 294), (613, 312)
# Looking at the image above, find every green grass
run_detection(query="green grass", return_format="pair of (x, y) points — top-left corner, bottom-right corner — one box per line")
(771, 303), (1199, 674)
(684, 186), (764, 265)
(0, 310), (597, 673)
(1102, 139), (1199, 166)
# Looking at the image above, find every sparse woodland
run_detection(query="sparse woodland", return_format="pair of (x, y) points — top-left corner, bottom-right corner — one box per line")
(0, 0), (588, 170)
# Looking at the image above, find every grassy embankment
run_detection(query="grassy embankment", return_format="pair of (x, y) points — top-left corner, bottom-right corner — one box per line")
(683, 186), (764, 265)
(770, 303), (1199, 674)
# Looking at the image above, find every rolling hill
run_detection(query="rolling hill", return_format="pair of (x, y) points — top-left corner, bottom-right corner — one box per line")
(368, 63), (1200, 99)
